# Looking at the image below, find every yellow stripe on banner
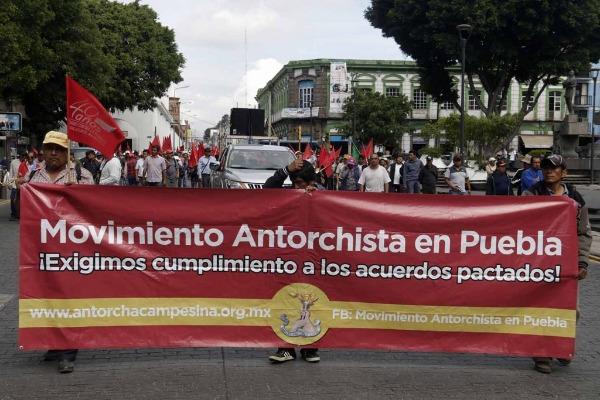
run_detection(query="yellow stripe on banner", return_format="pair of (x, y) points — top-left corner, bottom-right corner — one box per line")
(19, 296), (576, 339)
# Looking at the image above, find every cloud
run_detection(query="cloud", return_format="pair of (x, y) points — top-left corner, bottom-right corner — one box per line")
(177, 2), (280, 48)
(233, 58), (283, 108)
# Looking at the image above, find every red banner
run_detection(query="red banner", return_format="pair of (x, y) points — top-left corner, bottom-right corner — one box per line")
(19, 184), (579, 358)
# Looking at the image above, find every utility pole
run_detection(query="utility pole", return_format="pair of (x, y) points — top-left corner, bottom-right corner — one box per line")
(457, 24), (472, 157)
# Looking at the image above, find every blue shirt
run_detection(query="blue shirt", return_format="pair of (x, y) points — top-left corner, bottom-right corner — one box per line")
(520, 168), (543, 192)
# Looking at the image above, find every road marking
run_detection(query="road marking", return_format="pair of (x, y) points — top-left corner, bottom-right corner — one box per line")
(0, 294), (15, 312)
(0, 200), (9, 206)
(590, 255), (600, 264)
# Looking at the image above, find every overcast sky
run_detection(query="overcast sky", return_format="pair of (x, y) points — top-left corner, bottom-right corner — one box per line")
(135, 0), (406, 133)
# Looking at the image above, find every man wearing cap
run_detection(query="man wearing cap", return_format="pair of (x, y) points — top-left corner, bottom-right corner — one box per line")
(419, 156), (438, 194)
(485, 159), (513, 196)
(444, 155), (471, 195)
(340, 158), (361, 191)
(198, 146), (219, 188)
(520, 155), (543, 193)
(524, 154), (591, 374)
(23, 131), (93, 373)
(485, 157), (497, 176)
(143, 145), (166, 186)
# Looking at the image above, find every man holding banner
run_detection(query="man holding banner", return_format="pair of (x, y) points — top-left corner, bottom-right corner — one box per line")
(524, 154), (591, 374)
(23, 130), (93, 373)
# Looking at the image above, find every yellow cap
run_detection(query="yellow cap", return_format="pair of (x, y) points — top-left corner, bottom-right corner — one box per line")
(43, 131), (69, 149)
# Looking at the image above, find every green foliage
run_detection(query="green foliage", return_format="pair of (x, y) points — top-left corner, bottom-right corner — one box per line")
(0, 0), (185, 134)
(421, 113), (519, 159)
(342, 90), (411, 147)
(528, 149), (552, 157)
(365, 0), (600, 120)
(419, 146), (442, 158)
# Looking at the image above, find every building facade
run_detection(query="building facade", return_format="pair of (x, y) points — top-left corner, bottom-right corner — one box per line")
(112, 98), (185, 152)
(256, 59), (595, 153)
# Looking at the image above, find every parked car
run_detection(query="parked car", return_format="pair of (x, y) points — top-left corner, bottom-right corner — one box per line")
(211, 144), (296, 189)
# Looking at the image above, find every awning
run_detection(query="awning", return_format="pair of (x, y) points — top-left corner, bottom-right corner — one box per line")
(519, 135), (553, 149)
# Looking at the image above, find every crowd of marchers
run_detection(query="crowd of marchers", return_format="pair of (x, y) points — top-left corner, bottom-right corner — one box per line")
(0, 130), (591, 375)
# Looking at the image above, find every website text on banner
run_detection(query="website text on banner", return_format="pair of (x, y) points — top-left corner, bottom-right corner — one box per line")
(19, 184), (579, 358)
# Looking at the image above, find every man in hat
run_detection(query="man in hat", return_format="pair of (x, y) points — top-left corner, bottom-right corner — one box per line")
(198, 146), (219, 188)
(419, 156), (438, 194)
(485, 159), (513, 195)
(524, 154), (591, 374)
(23, 131), (94, 373)
(143, 145), (166, 186)
(444, 155), (471, 195)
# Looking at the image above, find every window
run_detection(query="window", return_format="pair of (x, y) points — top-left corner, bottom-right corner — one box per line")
(521, 91), (534, 110)
(386, 87), (401, 97)
(298, 80), (314, 108)
(549, 91), (561, 112)
(412, 88), (427, 110)
(468, 90), (482, 110)
(440, 101), (454, 110)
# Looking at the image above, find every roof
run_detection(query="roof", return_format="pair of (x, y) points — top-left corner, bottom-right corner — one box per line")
(229, 144), (292, 151)
(519, 134), (553, 149)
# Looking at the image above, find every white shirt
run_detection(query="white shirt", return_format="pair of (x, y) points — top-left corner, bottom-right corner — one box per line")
(393, 163), (402, 185)
(358, 165), (391, 192)
(99, 156), (122, 185)
(135, 158), (145, 177)
(198, 155), (218, 175)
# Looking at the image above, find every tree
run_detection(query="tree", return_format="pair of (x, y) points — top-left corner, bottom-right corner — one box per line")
(421, 113), (519, 161)
(0, 0), (185, 135)
(366, 0), (600, 146)
(342, 90), (411, 147)
(87, 0), (185, 111)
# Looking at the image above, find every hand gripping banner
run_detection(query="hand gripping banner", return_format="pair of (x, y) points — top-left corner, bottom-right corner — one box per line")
(19, 184), (579, 358)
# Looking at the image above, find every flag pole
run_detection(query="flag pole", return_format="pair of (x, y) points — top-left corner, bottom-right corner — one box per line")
(67, 138), (72, 184)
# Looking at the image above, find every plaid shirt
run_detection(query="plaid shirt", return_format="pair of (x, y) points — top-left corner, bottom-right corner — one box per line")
(27, 163), (94, 185)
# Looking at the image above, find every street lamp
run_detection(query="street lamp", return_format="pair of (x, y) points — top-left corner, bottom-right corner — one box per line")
(350, 77), (359, 154)
(173, 84), (190, 97)
(457, 24), (472, 157)
(590, 68), (599, 184)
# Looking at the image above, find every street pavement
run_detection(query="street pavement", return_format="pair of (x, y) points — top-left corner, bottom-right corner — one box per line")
(0, 201), (599, 400)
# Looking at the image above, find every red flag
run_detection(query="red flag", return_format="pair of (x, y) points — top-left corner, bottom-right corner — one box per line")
(189, 143), (198, 168)
(360, 138), (374, 160)
(334, 146), (341, 160)
(303, 143), (314, 161)
(66, 76), (125, 159)
(318, 146), (334, 178)
(18, 161), (29, 178)
(162, 136), (173, 153)
(150, 135), (161, 152)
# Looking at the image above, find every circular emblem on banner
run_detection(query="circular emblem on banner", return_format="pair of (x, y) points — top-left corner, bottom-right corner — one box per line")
(270, 283), (329, 346)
